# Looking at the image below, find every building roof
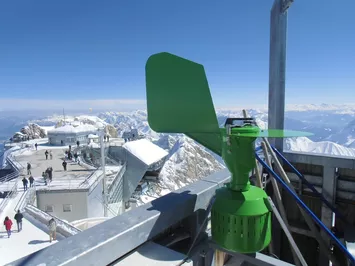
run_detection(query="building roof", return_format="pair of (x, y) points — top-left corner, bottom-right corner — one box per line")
(122, 139), (168, 165)
(48, 124), (98, 134)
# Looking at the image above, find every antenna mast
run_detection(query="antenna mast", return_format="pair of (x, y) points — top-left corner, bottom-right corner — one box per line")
(63, 108), (66, 125)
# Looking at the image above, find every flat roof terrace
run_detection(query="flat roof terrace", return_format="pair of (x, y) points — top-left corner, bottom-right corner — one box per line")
(13, 146), (101, 191)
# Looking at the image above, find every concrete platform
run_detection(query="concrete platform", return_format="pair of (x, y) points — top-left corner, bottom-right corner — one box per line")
(13, 146), (97, 191)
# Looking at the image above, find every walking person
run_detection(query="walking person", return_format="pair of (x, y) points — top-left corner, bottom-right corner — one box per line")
(29, 175), (34, 187)
(14, 210), (23, 232)
(45, 150), (49, 160)
(42, 172), (48, 185)
(48, 167), (53, 182)
(48, 218), (57, 243)
(27, 162), (31, 175)
(22, 177), (28, 191)
(62, 160), (67, 171)
(49, 150), (53, 160)
(3, 216), (13, 238)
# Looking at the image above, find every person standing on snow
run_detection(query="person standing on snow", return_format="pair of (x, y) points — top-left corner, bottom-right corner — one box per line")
(45, 150), (49, 160)
(48, 218), (57, 243)
(62, 160), (67, 171)
(27, 162), (31, 175)
(49, 150), (53, 160)
(35, 143), (38, 150)
(47, 167), (53, 182)
(29, 175), (34, 187)
(76, 140), (80, 147)
(22, 177), (28, 191)
(3, 216), (13, 238)
(14, 210), (23, 232)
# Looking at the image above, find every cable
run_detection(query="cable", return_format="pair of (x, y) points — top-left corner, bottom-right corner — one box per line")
(255, 153), (355, 265)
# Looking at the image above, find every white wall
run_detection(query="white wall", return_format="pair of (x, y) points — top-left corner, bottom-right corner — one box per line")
(87, 181), (105, 218)
(48, 132), (95, 146)
(36, 190), (88, 222)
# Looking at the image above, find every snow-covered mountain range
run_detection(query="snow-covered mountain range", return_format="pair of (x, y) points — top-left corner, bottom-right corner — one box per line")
(2, 106), (355, 205)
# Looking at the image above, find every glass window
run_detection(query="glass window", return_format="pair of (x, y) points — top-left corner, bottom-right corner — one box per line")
(63, 204), (72, 212)
(45, 205), (54, 212)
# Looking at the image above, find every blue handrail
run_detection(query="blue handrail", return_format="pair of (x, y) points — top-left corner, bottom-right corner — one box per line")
(271, 146), (346, 222)
(255, 153), (355, 265)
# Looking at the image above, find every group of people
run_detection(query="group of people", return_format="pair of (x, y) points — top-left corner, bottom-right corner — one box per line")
(3, 210), (23, 238)
(22, 176), (34, 191)
(24, 162), (35, 190)
(42, 167), (53, 185)
(3, 211), (57, 242)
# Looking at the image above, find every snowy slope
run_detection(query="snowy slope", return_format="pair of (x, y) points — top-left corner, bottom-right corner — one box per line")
(326, 118), (355, 147)
(284, 137), (355, 157)
(28, 115), (118, 137)
(138, 136), (225, 205)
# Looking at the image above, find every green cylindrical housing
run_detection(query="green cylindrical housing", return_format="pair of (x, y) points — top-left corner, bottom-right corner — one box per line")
(211, 186), (272, 253)
(221, 126), (259, 191)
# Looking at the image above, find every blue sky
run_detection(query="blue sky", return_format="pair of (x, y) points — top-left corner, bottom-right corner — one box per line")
(0, 0), (354, 111)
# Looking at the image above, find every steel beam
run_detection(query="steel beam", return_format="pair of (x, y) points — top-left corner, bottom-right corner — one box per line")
(283, 151), (355, 169)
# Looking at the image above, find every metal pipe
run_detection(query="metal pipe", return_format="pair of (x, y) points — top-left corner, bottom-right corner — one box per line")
(100, 130), (108, 217)
(262, 142), (302, 266)
(267, 197), (308, 266)
(256, 154), (355, 265)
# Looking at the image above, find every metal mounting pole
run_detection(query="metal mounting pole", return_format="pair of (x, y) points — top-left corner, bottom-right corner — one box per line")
(268, 0), (291, 151)
(100, 129), (108, 217)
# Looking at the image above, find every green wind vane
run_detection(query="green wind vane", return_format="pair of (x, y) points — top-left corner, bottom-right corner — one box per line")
(145, 52), (312, 253)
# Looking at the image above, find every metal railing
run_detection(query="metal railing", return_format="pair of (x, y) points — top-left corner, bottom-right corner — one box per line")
(25, 204), (81, 237)
(0, 155), (22, 215)
(107, 163), (126, 203)
(14, 186), (36, 212)
(0, 179), (19, 215)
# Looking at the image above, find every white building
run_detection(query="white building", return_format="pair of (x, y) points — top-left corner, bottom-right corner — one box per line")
(36, 170), (105, 222)
(88, 134), (100, 144)
(47, 124), (98, 146)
